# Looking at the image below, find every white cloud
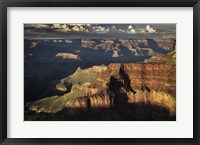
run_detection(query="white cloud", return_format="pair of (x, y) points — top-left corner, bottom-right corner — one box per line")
(52, 24), (89, 32)
(118, 29), (125, 33)
(128, 25), (133, 30)
(52, 24), (71, 32)
(127, 25), (136, 34)
(52, 24), (60, 28)
(126, 25), (156, 34)
(72, 25), (81, 31)
(111, 25), (116, 30)
(93, 25), (109, 33)
(145, 25), (156, 33)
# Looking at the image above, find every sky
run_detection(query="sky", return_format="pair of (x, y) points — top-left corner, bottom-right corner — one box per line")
(24, 24), (176, 40)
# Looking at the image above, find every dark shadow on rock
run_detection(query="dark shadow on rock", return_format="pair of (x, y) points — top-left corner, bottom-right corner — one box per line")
(24, 102), (176, 121)
(108, 64), (136, 108)
(24, 62), (176, 121)
(119, 64), (136, 93)
(108, 76), (128, 107)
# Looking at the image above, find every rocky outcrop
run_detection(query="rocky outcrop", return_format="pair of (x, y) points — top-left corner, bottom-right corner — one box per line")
(89, 94), (111, 109)
(24, 38), (176, 120)
(65, 97), (87, 109)
(107, 63), (175, 115)
(145, 49), (176, 65)
(107, 63), (175, 94)
(112, 50), (120, 57)
(26, 66), (175, 116)
(30, 41), (39, 48)
(27, 38), (175, 59)
(119, 39), (139, 54)
(80, 38), (175, 57)
(65, 39), (72, 43)
(81, 39), (96, 48)
(94, 40), (119, 51)
(125, 63), (175, 93)
(156, 38), (176, 50)
(55, 53), (81, 60)
(126, 91), (175, 115)
(56, 84), (67, 92)
(25, 50), (176, 118)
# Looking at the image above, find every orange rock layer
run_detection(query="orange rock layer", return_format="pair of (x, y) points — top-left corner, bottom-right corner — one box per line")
(65, 62), (176, 116)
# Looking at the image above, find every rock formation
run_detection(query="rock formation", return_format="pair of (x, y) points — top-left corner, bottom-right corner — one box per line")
(55, 53), (81, 60)
(79, 38), (175, 57)
(25, 50), (176, 119)
(24, 38), (176, 120)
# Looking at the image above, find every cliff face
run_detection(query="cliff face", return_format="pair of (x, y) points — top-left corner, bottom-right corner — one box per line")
(24, 36), (176, 120)
(25, 50), (176, 118)
(108, 63), (175, 92)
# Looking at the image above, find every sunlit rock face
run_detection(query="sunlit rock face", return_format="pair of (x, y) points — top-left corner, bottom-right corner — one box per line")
(56, 84), (67, 92)
(25, 50), (176, 119)
(55, 53), (81, 60)
(122, 63), (175, 94)
(65, 97), (87, 109)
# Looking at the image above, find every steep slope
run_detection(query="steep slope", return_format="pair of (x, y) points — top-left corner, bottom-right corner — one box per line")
(25, 51), (176, 119)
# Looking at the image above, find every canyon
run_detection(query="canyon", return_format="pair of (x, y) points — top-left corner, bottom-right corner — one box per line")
(25, 49), (176, 121)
